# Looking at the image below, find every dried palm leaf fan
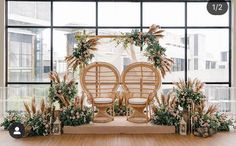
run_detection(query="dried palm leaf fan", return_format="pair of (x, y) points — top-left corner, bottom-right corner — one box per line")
(65, 32), (99, 72)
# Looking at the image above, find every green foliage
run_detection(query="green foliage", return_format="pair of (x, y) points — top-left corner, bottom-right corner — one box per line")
(192, 112), (220, 137)
(107, 100), (127, 116)
(114, 26), (173, 76)
(151, 106), (181, 127)
(176, 88), (205, 110)
(60, 105), (92, 126)
(215, 112), (233, 131)
(73, 34), (95, 65)
(25, 112), (51, 136)
(0, 111), (22, 130)
(48, 82), (77, 107)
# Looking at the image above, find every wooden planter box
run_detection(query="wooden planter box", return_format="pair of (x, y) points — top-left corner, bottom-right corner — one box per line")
(63, 117), (175, 134)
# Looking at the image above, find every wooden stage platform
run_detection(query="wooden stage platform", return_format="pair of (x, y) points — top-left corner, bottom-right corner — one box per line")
(63, 117), (175, 134)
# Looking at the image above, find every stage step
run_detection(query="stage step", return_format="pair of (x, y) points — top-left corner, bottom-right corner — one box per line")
(63, 117), (175, 134)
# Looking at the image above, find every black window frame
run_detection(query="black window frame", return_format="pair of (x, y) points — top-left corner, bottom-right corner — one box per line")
(5, 0), (232, 88)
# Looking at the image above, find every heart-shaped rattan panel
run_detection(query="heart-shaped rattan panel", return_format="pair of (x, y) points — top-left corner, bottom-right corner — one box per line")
(80, 62), (120, 101)
(121, 62), (161, 99)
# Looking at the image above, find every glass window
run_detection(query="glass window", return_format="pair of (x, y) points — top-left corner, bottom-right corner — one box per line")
(98, 2), (140, 26)
(143, 2), (185, 27)
(204, 84), (231, 112)
(8, 1), (50, 26)
(8, 28), (51, 82)
(53, 2), (96, 26)
(3, 85), (49, 112)
(187, 2), (229, 26)
(5, 1), (231, 90)
(158, 29), (185, 82)
(187, 29), (229, 82)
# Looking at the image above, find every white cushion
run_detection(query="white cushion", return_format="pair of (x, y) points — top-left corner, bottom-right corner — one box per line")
(128, 98), (146, 105)
(94, 98), (112, 104)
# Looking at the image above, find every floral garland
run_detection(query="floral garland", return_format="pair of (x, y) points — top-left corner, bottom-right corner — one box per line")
(174, 78), (206, 110)
(48, 71), (77, 108)
(65, 32), (98, 72)
(65, 25), (173, 77)
(115, 24), (174, 77)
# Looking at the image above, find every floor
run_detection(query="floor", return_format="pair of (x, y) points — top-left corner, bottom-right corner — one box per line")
(0, 129), (236, 146)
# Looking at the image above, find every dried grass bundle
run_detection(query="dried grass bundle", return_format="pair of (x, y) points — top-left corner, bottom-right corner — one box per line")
(40, 98), (46, 113)
(148, 24), (164, 40)
(174, 78), (204, 92)
(156, 93), (177, 109)
(24, 101), (31, 116)
(31, 97), (36, 115)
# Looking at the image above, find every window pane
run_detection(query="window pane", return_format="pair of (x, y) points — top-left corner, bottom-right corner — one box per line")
(143, 29), (185, 82)
(187, 29), (229, 82)
(97, 29), (141, 72)
(143, 3), (185, 27)
(187, 3), (229, 26)
(204, 85), (233, 113)
(53, 2), (96, 26)
(8, 1), (50, 26)
(1, 85), (49, 113)
(8, 28), (51, 82)
(53, 29), (96, 74)
(98, 2), (140, 26)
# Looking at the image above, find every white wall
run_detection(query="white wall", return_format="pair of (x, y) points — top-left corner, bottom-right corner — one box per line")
(0, 0), (4, 87)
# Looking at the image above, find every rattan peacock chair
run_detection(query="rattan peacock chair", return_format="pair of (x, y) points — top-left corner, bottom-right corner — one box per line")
(80, 62), (120, 123)
(121, 62), (162, 123)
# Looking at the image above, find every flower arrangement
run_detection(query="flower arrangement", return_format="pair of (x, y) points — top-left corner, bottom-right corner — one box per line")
(65, 32), (98, 72)
(215, 112), (234, 131)
(174, 78), (206, 110)
(151, 94), (181, 127)
(60, 105), (92, 127)
(115, 24), (174, 77)
(23, 97), (52, 136)
(192, 103), (220, 137)
(0, 111), (22, 130)
(48, 71), (77, 108)
(106, 100), (127, 116)
(60, 96), (92, 126)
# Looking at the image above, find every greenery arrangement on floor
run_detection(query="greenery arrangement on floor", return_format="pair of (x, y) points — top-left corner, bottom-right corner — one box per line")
(151, 78), (236, 137)
(0, 111), (22, 130)
(151, 94), (181, 127)
(60, 100), (92, 127)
